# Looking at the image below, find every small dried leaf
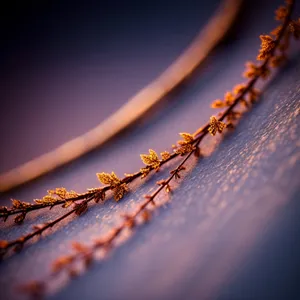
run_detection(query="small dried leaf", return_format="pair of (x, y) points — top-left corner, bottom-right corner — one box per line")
(208, 116), (226, 136)
(140, 167), (150, 178)
(14, 212), (26, 224)
(94, 190), (106, 203)
(110, 172), (120, 183)
(11, 199), (22, 209)
(275, 5), (288, 21)
(233, 84), (246, 95)
(97, 173), (112, 185)
(257, 35), (276, 60)
(62, 200), (73, 208)
(11, 199), (31, 209)
(124, 173), (134, 178)
(240, 99), (249, 108)
(67, 190), (79, 198)
(33, 199), (43, 205)
(165, 184), (171, 193)
(160, 151), (171, 161)
(43, 195), (56, 202)
(140, 149), (160, 169)
(224, 91), (235, 106)
(74, 202), (88, 216)
(113, 183), (128, 201)
(271, 25), (283, 37)
(34, 194), (58, 205)
(243, 61), (257, 78)
(175, 144), (195, 156)
(179, 132), (194, 143)
(211, 99), (225, 108)
(53, 187), (67, 198)
(156, 180), (166, 186)
(97, 171), (121, 187)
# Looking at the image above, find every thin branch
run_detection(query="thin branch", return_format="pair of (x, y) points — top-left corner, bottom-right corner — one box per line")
(1, 0), (297, 296)
(0, 0), (242, 193)
(0, 154), (179, 222)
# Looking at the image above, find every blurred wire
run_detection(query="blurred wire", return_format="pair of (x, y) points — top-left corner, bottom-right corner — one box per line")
(0, 0), (242, 192)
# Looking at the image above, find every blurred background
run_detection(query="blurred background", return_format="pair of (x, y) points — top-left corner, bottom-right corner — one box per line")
(0, 0), (286, 173)
(0, 1), (299, 300)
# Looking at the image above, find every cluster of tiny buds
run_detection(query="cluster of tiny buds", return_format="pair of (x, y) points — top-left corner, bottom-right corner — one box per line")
(0, 0), (298, 297)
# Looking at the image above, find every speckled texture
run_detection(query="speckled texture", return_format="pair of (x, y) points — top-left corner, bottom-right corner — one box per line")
(0, 1), (299, 300)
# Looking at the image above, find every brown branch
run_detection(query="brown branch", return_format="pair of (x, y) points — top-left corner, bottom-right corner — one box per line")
(0, 153), (179, 222)
(0, 195), (97, 257)
(2, 0), (289, 223)
(0, 155), (180, 256)
(16, 0), (298, 296)
(0, 0), (242, 193)
(0, 192), (95, 218)
(1, 0), (297, 262)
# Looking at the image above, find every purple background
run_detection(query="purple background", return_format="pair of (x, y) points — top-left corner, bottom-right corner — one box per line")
(0, 1), (299, 299)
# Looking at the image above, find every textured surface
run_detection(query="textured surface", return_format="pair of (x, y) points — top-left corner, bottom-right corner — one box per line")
(0, 1), (299, 299)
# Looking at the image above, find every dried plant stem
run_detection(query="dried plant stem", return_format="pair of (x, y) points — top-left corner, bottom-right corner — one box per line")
(15, 0), (298, 296)
(1, 0), (292, 223)
(24, 139), (203, 292)
(0, 0), (298, 260)
(193, 1), (295, 137)
(0, 155), (179, 254)
(0, 0), (298, 296)
(0, 128), (202, 255)
(4, 206), (81, 253)
(0, 153), (179, 221)
(0, 0), (242, 193)
(0, 193), (93, 218)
